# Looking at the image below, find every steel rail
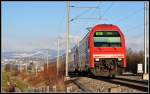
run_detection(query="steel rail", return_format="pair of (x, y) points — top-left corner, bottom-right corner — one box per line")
(89, 76), (148, 92)
(65, 77), (94, 92)
(71, 78), (94, 92)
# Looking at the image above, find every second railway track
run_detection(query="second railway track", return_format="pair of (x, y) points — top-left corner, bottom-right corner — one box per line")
(65, 77), (95, 92)
(88, 75), (148, 92)
(65, 73), (148, 93)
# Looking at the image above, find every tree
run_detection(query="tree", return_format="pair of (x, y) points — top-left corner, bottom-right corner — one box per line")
(5, 64), (11, 72)
(125, 48), (144, 74)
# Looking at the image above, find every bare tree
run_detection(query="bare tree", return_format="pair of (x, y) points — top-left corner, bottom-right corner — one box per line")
(126, 48), (144, 74)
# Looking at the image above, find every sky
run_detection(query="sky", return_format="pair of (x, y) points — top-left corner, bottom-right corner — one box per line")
(2, 1), (148, 52)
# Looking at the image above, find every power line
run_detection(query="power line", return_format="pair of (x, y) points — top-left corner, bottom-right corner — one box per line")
(77, 2), (101, 40)
(97, 2), (102, 19)
(70, 8), (93, 22)
(78, 2), (102, 36)
(100, 2), (114, 20)
(82, 2), (101, 21)
(69, 3), (101, 22)
(114, 7), (144, 23)
(74, 2), (101, 35)
(91, 2), (114, 26)
(88, 1), (101, 19)
(70, 6), (98, 9)
(75, 18), (100, 20)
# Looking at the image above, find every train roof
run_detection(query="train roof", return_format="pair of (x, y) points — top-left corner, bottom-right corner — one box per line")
(93, 24), (120, 29)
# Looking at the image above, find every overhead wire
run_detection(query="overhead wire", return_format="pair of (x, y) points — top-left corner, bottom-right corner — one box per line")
(90, 2), (102, 26)
(70, 2), (144, 43)
(93, 2), (114, 26)
(115, 7), (144, 34)
(78, 2), (101, 26)
(114, 7), (144, 24)
(70, 7), (94, 22)
(88, 1), (101, 19)
(98, 3), (144, 35)
(78, 2), (102, 39)
(70, 2), (101, 37)
(70, 2), (102, 22)
(100, 2), (114, 19)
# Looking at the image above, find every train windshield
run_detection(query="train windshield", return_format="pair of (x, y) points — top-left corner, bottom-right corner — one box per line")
(93, 31), (122, 47)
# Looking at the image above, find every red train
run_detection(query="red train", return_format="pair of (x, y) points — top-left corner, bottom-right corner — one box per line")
(60, 24), (127, 77)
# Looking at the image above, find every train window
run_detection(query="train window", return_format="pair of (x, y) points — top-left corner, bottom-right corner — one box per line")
(93, 31), (122, 47)
(94, 31), (120, 37)
(94, 37), (121, 43)
(96, 32), (103, 36)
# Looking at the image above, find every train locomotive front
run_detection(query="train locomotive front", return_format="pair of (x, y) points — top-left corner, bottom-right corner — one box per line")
(88, 24), (127, 76)
(69, 24), (127, 77)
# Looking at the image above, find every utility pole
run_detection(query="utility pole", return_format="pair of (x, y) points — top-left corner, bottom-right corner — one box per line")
(25, 63), (28, 73)
(47, 51), (49, 73)
(143, 1), (149, 80)
(36, 64), (38, 76)
(66, 1), (70, 77)
(19, 61), (22, 72)
(57, 38), (60, 76)
(147, 2), (149, 74)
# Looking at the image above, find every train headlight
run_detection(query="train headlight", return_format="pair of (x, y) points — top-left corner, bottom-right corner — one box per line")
(118, 58), (122, 61)
(95, 58), (99, 61)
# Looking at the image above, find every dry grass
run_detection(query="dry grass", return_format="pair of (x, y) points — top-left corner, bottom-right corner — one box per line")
(17, 62), (65, 92)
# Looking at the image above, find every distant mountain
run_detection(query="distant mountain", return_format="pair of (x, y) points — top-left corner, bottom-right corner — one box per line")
(2, 51), (20, 59)
(2, 49), (66, 60)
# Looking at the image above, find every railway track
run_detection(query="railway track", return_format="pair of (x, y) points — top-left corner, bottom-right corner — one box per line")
(70, 77), (94, 92)
(64, 71), (148, 93)
(89, 76), (148, 92)
(65, 77), (94, 92)
(115, 76), (148, 85)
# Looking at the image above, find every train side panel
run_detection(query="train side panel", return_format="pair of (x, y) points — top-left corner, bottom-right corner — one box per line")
(68, 46), (77, 72)
(77, 34), (90, 72)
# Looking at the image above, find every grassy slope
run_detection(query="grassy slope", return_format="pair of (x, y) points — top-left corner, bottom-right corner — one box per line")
(2, 71), (28, 92)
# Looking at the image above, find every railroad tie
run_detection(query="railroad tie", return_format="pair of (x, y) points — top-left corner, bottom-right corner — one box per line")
(108, 85), (121, 93)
